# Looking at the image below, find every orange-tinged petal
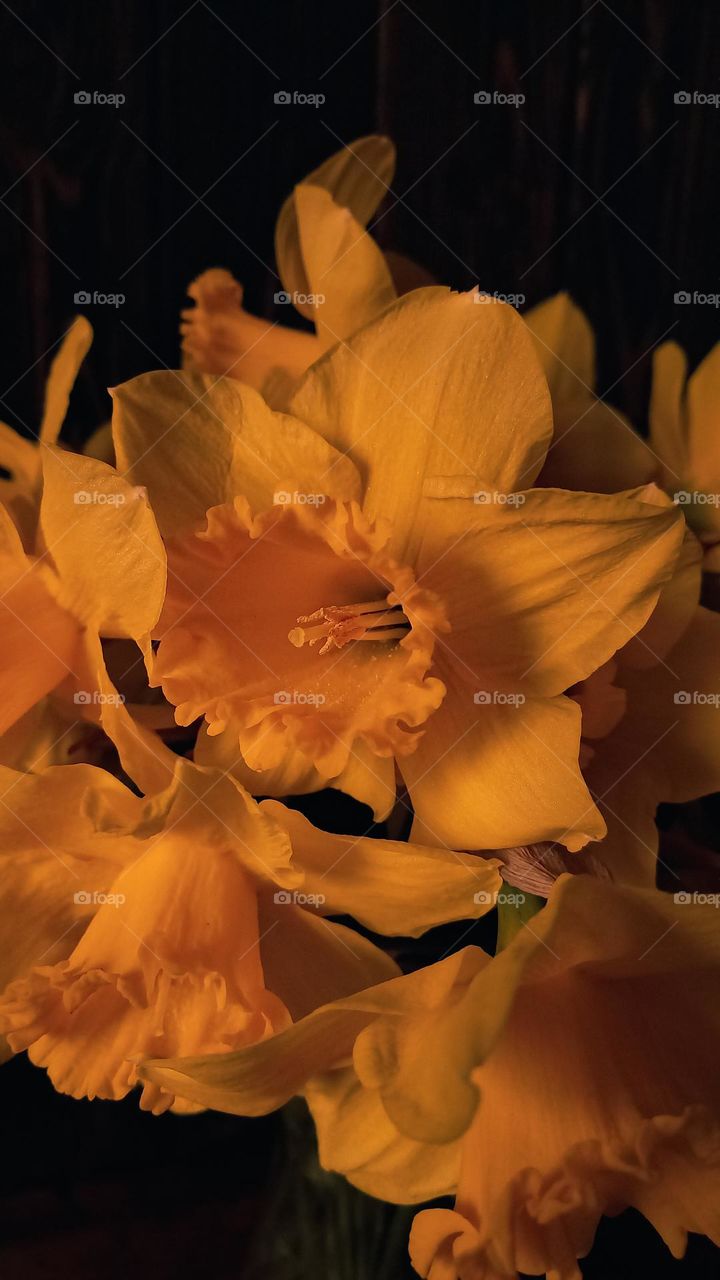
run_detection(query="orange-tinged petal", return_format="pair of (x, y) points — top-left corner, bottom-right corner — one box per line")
(275, 134), (395, 314)
(687, 342), (720, 490)
(538, 394), (658, 493)
(0, 762), (142, 993)
(154, 496), (446, 779)
(256, 890), (398, 1021)
(401, 671), (604, 852)
(112, 368), (362, 538)
(294, 184), (396, 346)
(261, 799), (503, 936)
(649, 341), (688, 485)
(524, 292), (595, 398)
(39, 449), (166, 640)
(419, 487), (684, 699)
(39, 315), (93, 444)
(291, 289), (553, 563)
(0, 553), (82, 735)
(306, 1070), (461, 1203)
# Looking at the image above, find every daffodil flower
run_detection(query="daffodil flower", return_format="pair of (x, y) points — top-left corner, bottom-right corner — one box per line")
(138, 875), (720, 1278)
(0, 751), (502, 1111)
(650, 340), (720, 567)
(0, 317), (92, 546)
(180, 136), (397, 402)
(116, 288), (684, 851)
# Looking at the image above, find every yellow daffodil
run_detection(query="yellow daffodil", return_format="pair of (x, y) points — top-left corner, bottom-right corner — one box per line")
(138, 875), (720, 1279)
(181, 136), (397, 402)
(524, 292), (659, 493)
(115, 288), (684, 852)
(0, 317), (92, 546)
(0, 751), (502, 1110)
(650, 340), (720, 567)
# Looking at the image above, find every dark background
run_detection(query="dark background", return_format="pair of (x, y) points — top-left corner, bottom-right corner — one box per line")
(1, 2), (719, 1277)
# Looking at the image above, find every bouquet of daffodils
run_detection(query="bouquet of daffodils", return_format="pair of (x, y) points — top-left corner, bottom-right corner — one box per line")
(1, 136), (719, 1280)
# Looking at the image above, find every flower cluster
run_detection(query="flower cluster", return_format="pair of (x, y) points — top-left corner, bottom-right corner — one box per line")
(1, 136), (719, 1279)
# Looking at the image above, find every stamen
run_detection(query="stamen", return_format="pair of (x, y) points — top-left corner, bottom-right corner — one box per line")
(289, 599), (411, 655)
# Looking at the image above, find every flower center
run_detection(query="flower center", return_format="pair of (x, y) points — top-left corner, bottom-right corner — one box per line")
(288, 597), (411, 655)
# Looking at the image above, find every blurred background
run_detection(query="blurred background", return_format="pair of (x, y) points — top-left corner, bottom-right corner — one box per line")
(0, 2), (719, 1276)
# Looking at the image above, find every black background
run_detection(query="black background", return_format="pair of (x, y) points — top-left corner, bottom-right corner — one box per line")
(1, 3), (719, 1277)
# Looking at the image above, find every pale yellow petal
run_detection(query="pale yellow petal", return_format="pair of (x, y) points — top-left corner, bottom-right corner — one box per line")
(275, 134), (395, 315)
(40, 449), (166, 640)
(112, 369), (362, 538)
(524, 291), (596, 397)
(261, 799), (503, 936)
(649, 341), (688, 484)
(39, 316), (93, 444)
(402, 674), (604, 852)
(294, 184), (396, 345)
(291, 289), (553, 562)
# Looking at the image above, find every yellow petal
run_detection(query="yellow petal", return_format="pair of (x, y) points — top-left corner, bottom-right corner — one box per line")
(616, 606), (720, 805)
(402, 674), (604, 851)
(39, 316), (93, 444)
(256, 890), (398, 1021)
(524, 291), (596, 397)
(275, 134), (395, 315)
(538, 394), (658, 493)
(291, 289), (553, 563)
(649, 341), (688, 484)
(261, 799), (503, 936)
(112, 369), (362, 538)
(420, 487), (684, 698)
(294, 184), (396, 345)
(40, 449), (166, 640)
(0, 761), (141, 992)
(687, 341), (720, 489)
(306, 1069), (461, 1203)
(0, 552), (82, 735)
